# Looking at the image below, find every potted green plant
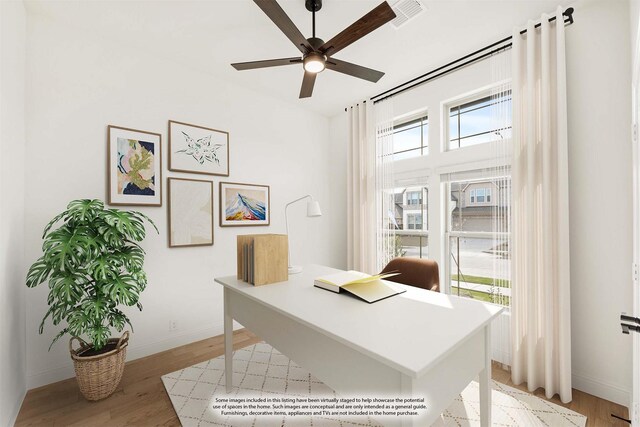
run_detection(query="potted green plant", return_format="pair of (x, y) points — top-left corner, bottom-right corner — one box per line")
(26, 199), (157, 401)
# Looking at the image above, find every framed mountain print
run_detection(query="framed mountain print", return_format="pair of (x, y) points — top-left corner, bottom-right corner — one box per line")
(168, 178), (214, 247)
(168, 120), (229, 176)
(108, 125), (162, 206)
(220, 182), (270, 227)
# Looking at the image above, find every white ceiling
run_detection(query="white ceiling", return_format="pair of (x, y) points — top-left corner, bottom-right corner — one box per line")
(25, 0), (573, 117)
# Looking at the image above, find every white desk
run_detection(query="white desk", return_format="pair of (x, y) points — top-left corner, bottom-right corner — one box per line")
(215, 264), (503, 426)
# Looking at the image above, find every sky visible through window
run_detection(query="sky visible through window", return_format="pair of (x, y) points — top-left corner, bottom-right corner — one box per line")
(392, 116), (428, 160)
(449, 91), (512, 150)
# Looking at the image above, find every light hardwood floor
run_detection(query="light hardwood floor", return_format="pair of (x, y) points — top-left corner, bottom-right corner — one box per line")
(15, 329), (629, 426)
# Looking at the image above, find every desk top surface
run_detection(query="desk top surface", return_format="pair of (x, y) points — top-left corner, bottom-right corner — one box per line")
(215, 264), (503, 378)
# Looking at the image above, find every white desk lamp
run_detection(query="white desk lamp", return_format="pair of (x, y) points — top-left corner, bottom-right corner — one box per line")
(285, 195), (322, 274)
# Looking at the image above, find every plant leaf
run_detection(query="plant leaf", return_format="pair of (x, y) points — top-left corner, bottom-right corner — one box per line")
(101, 209), (146, 241)
(89, 255), (122, 281)
(66, 199), (104, 223)
(26, 257), (51, 288)
(42, 211), (67, 239)
(117, 246), (145, 272)
(48, 328), (69, 351)
(49, 274), (86, 303)
(102, 274), (140, 306)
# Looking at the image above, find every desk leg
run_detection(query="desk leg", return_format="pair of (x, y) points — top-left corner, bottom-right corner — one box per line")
(479, 324), (491, 427)
(224, 288), (233, 393)
(399, 375), (415, 427)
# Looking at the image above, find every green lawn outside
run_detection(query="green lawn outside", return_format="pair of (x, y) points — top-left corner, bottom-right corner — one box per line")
(451, 286), (511, 306)
(451, 274), (510, 288)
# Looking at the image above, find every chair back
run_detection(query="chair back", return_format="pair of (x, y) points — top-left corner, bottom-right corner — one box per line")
(380, 257), (440, 292)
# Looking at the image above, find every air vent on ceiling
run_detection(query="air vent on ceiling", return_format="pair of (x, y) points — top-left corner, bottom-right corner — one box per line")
(390, 0), (425, 29)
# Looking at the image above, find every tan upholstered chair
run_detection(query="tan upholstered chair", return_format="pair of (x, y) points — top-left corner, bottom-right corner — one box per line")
(380, 257), (440, 292)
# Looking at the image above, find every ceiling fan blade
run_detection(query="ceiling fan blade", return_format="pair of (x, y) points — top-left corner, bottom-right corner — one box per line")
(326, 58), (384, 83)
(254, 0), (313, 54)
(231, 57), (302, 71)
(320, 1), (396, 57)
(299, 71), (317, 98)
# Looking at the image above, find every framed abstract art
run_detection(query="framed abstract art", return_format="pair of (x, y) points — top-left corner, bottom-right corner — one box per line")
(219, 182), (270, 227)
(168, 178), (214, 247)
(168, 120), (229, 176)
(107, 125), (162, 206)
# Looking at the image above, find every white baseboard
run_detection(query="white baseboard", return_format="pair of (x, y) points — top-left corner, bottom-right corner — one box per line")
(572, 371), (631, 408)
(26, 321), (243, 390)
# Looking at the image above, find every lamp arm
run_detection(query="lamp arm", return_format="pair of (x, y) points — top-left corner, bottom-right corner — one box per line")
(285, 195), (312, 208)
(285, 195), (313, 269)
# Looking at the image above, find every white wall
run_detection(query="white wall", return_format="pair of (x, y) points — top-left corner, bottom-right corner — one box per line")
(329, 0), (634, 407)
(567, 0), (634, 406)
(328, 113), (348, 270)
(0, 0), (27, 425)
(24, 13), (340, 388)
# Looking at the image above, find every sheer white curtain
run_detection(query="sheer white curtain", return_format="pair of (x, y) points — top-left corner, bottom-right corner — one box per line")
(511, 7), (572, 403)
(347, 100), (395, 274)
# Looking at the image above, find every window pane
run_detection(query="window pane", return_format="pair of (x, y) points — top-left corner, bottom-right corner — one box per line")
(394, 125), (421, 153)
(392, 115), (428, 159)
(448, 92), (512, 150)
(449, 236), (510, 306)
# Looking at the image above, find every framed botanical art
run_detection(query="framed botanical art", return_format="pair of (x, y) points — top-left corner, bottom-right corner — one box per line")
(107, 125), (162, 206)
(168, 178), (214, 247)
(219, 182), (270, 227)
(168, 120), (229, 176)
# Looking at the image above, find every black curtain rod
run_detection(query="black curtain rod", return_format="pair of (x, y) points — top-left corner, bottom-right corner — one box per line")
(343, 7), (574, 111)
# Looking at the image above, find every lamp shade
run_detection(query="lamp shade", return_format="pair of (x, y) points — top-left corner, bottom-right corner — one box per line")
(307, 200), (322, 217)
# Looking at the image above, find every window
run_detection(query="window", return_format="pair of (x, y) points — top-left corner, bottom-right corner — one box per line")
(407, 214), (423, 230)
(448, 91), (512, 150)
(392, 115), (428, 160)
(447, 175), (511, 306)
(469, 187), (492, 204)
(406, 191), (422, 205)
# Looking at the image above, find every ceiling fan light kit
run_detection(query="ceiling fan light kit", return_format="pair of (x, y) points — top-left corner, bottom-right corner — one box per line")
(231, 0), (397, 98)
(303, 52), (326, 73)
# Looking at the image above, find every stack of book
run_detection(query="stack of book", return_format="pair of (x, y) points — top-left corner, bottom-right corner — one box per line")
(236, 234), (288, 286)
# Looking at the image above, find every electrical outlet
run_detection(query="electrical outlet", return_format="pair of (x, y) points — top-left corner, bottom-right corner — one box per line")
(169, 320), (178, 331)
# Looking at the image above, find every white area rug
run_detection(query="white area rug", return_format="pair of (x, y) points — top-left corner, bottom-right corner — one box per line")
(162, 343), (586, 427)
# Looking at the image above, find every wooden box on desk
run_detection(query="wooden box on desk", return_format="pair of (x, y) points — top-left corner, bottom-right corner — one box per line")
(237, 234), (288, 286)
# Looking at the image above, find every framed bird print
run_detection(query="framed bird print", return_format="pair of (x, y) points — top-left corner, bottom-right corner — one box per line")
(168, 120), (229, 176)
(107, 125), (162, 206)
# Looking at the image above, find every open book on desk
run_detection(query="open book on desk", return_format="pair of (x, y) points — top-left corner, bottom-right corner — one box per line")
(314, 270), (406, 304)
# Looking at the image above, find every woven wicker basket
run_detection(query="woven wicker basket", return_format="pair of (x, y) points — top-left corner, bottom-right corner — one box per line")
(69, 331), (129, 401)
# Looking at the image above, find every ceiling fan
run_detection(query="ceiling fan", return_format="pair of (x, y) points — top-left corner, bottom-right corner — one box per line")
(231, 0), (396, 98)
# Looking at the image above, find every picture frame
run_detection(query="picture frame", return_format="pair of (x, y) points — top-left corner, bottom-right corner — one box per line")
(107, 125), (162, 206)
(168, 178), (214, 247)
(219, 182), (270, 227)
(168, 120), (230, 176)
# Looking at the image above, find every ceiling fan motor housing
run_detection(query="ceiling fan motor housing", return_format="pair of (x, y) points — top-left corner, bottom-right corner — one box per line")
(305, 0), (322, 12)
(307, 37), (325, 51)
